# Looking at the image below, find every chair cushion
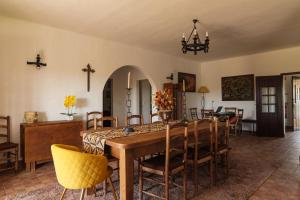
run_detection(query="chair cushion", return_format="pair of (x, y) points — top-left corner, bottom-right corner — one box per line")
(141, 152), (184, 172)
(0, 142), (18, 151)
(229, 116), (238, 124)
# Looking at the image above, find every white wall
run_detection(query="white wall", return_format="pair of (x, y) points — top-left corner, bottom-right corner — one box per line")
(0, 16), (202, 148)
(200, 46), (300, 122)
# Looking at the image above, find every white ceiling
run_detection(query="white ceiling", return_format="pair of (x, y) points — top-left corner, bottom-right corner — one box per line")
(0, 0), (300, 62)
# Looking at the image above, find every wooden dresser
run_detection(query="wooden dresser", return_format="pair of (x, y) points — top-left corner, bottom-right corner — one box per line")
(20, 120), (83, 172)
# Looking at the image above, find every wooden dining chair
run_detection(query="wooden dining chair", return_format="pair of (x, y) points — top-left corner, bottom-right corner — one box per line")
(187, 119), (214, 195)
(228, 109), (243, 136)
(213, 119), (230, 182)
(126, 114), (144, 126)
(190, 107), (199, 120)
(237, 109), (244, 134)
(138, 122), (188, 200)
(150, 113), (161, 124)
(201, 109), (213, 119)
(95, 116), (119, 197)
(86, 111), (102, 130)
(98, 116), (118, 128)
(0, 116), (18, 172)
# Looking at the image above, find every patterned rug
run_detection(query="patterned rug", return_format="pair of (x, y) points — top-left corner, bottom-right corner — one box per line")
(6, 135), (282, 200)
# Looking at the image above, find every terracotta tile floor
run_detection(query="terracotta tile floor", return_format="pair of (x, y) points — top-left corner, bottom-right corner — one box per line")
(1, 132), (300, 200)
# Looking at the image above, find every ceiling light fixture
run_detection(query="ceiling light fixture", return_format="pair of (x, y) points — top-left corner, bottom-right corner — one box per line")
(181, 19), (209, 55)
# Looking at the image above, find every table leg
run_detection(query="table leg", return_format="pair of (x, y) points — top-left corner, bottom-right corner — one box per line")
(119, 149), (134, 200)
(25, 162), (31, 172)
(31, 162), (36, 173)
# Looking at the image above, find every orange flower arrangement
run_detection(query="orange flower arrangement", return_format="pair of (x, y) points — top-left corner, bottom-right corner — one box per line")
(154, 89), (174, 111)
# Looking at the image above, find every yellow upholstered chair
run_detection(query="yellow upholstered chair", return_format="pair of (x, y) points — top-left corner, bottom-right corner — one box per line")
(51, 144), (117, 200)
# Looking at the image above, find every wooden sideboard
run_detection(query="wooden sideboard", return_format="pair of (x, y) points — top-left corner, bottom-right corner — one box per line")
(20, 120), (83, 172)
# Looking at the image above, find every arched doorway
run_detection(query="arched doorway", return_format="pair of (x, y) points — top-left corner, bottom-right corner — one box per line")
(102, 66), (153, 126)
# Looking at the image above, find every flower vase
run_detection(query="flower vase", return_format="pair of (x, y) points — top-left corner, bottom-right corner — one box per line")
(67, 115), (74, 121)
(158, 110), (173, 124)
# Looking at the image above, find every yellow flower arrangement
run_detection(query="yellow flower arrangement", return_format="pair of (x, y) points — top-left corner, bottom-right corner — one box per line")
(61, 95), (76, 118)
(64, 95), (76, 108)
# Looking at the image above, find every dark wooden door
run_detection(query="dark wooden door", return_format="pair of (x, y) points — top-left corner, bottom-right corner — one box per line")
(256, 75), (284, 137)
(102, 79), (113, 127)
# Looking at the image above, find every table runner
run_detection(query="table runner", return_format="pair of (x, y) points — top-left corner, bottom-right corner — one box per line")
(82, 123), (166, 155)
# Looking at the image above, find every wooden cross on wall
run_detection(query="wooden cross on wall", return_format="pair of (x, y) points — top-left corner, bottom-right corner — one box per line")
(82, 64), (95, 92)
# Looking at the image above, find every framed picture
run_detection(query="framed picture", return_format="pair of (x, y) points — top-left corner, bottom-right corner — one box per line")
(222, 74), (254, 101)
(178, 72), (196, 92)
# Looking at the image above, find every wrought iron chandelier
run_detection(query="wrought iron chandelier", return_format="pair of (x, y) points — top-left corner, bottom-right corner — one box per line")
(181, 19), (209, 55)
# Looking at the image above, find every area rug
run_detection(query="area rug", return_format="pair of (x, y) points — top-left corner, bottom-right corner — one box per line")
(6, 135), (284, 200)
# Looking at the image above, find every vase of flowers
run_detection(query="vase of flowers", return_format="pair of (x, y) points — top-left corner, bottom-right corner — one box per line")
(60, 95), (76, 120)
(154, 89), (174, 124)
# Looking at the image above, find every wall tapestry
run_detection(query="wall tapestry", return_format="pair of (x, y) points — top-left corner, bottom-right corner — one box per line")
(222, 74), (254, 101)
(178, 72), (196, 92)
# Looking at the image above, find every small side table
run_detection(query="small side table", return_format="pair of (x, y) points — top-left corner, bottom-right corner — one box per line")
(241, 119), (257, 134)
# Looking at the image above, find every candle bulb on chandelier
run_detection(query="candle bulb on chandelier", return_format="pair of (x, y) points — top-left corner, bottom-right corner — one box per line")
(193, 29), (197, 35)
(182, 33), (186, 41)
(127, 72), (131, 89)
(206, 31), (209, 37)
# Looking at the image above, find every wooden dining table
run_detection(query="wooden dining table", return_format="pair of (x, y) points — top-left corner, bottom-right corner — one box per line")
(81, 121), (221, 200)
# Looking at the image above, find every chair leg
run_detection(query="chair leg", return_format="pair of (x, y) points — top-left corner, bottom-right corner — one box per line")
(183, 168), (187, 200)
(165, 174), (169, 200)
(139, 166), (143, 200)
(116, 161), (120, 180)
(79, 189), (85, 200)
(15, 147), (19, 172)
(209, 159), (214, 187)
(107, 177), (118, 200)
(214, 155), (218, 184)
(226, 152), (229, 176)
(103, 180), (107, 198)
(193, 162), (198, 195)
(60, 188), (67, 200)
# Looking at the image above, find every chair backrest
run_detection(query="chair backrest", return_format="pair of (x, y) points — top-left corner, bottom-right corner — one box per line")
(86, 111), (102, 130)
(51, 144), (108, 189)
(98, 116), (118, 128)
(165, 122), (188, 192)
(190, 108), (199, 120)
(150, 113), (161, 124)
(201, 109), (213, 119)
(224, 107), (237, 114)
(237, 109), (244, 119)
(0, 116), (10, 143)
(126, 114), (144, 126)
(215, 106), (223, 113)
(193, 119), (213, 160)
(213, 119), (229, 153)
